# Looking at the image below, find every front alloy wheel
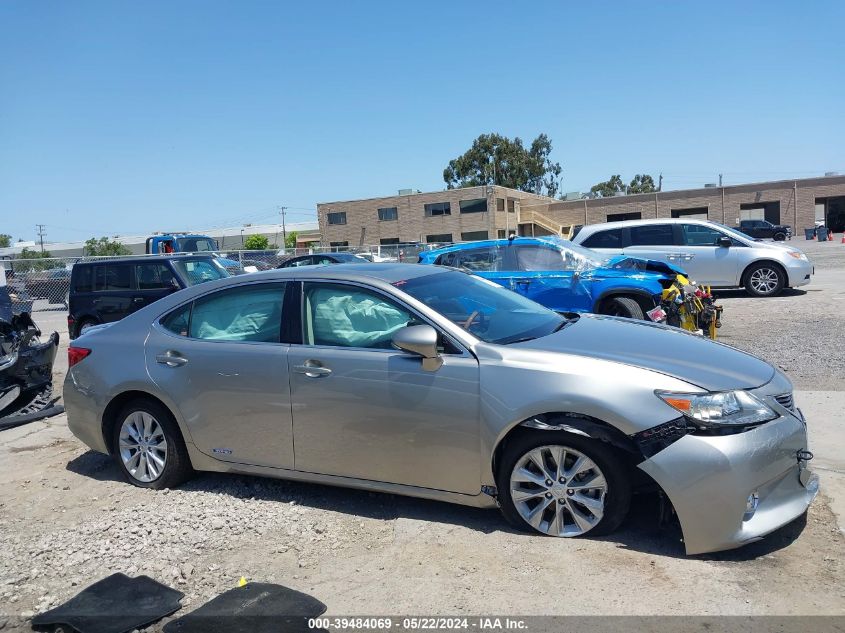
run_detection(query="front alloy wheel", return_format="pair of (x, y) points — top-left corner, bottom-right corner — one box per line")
(745, 263), (785, 297)
(510, 446), (607, 536)
(497, 431), (630, 538)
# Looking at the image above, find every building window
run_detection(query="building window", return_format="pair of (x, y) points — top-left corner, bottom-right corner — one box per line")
(507, 199), (515, 212)
(497, 229), (507, 239)
(671, 207), (709, 219)
(496, 198), (505, 212)
(378, 207), (398, 221)
(461, 230), (489, 241)
(606, 212), (642, 222)
(379, 237), (400, 245)
(329, 241), (349, 247)
(426, 233), (453, 243)
(327, 212), (347, 225)
(459, 198), (487, 214)
(424, 202), (451, 217)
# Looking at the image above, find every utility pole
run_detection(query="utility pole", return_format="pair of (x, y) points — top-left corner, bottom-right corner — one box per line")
(36, 224), (46, 253)
(658, 173), (663, 192)
(279, 206), (288, 250)
(719, 173), (723, 187)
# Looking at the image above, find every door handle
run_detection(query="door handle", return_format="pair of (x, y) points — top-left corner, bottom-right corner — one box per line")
(155, 352), (188, 367)
(515, 279), (531, 288)
(132, 297), (145, 304)
(665, 253), (679, 260)
(293, 362), (332, 378)
(682, 254), (695, 261)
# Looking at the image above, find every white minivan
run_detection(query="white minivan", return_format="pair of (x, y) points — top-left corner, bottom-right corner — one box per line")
(572, 218), (813, 297)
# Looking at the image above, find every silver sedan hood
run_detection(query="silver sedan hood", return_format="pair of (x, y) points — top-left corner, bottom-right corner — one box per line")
(512, 314), (775, 391)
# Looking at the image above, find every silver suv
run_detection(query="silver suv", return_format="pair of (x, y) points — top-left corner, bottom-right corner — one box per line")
(572, 218), (813, 296)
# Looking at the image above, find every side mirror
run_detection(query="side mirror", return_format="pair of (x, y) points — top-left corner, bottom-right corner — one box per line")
(717, 237), (732, 248)
(392, 324), (442, 371)
(168, 278), (181, 292)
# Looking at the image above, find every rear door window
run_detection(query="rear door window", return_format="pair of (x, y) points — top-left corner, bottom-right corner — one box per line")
(135, 263), (177, 290)
(437, 247), (503, 271)
(629, 224), (675, 246)
(94, 264), (132, 291)
(189, 283), (286, 342)
(582, 228), (627, 249)
(514, 246), (565, 271)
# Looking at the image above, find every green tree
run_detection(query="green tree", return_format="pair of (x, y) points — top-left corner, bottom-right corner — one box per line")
(284, 231), (298, 249)
(590, 175), (626, 198)
(84, 236), (132, 256)
(443, 133), (563, 197)
(627, 174), (657, 194)
(0, 234), (11, 248)
(243, 234), (270, 250)
(17, 247), (57, 271)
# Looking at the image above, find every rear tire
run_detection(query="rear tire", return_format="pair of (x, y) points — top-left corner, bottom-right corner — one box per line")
(75, 318), (98, 337)
(599, 296), (644, 320)
(111, 399), (193, 490)
(743, 262), (785, 297)
(497, 431), (631, 538)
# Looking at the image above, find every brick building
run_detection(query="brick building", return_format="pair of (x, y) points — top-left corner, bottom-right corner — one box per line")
(316, 175), (845, 247)
(521, 174), (845, 236)
(316, 186), (554, 247)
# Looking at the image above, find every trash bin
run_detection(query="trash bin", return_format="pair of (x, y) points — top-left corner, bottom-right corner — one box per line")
(817, 227), (829, 241)
(804, 228), (816, 240)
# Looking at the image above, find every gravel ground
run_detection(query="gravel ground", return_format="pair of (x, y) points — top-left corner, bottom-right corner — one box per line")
(0, 238), (843, 630)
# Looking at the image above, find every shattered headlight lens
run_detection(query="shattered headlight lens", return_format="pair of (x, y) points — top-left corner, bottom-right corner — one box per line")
(656, 390), (777, 427)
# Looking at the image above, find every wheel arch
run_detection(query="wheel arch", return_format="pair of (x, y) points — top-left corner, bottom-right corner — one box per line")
(101, 390), (185, 456)
(490, 412), (642, 485)
(740, 259), (787, 287)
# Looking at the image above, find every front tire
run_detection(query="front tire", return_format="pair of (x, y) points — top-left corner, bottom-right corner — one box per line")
(599, 296), (645, 320)
(497, 431), (631, 538)
(743, 262), (785, 297)
(112, 399), (193, 489)
(773, 232), (786, 241)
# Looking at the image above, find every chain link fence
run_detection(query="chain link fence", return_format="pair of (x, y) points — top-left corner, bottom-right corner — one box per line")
(1, 244), (436, 315)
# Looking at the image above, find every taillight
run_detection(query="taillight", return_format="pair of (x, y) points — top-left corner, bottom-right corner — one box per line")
(68, 347), (91, 368)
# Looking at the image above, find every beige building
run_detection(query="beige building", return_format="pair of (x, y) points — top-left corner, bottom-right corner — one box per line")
(316, 175), (845, 247)
(316, 186), (555, 247)
(522, 174), (845, 236)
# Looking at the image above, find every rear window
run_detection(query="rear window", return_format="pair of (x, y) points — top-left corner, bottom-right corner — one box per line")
(629, 224), (675, 246)
(582, 228), (626, 249)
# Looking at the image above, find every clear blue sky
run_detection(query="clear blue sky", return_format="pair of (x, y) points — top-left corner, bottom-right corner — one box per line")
(2, 0), (843, 243)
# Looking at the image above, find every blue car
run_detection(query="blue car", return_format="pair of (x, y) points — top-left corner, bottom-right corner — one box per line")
(418, 236), (685, 320)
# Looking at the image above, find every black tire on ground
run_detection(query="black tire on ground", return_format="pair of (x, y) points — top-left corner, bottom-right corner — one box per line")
(599, 296), (645, 320)
(496, 430), (631, 538)
(743, 262), (786, 297)
(111, 398), (193, 490)
(773, 232), (786, 241)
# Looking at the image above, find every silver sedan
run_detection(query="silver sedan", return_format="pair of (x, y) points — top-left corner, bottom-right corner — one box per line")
(64, 264), (818, 554)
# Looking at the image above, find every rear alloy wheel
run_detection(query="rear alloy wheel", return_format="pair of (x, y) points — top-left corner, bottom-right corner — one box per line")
(498, 432), (630, 538)
(744, 263), (785, 297)
(600, 296), (644, 320)
(113, 399), (192, 489)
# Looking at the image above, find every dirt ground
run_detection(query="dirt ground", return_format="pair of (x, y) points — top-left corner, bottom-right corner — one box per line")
(1, 239), (844, 630)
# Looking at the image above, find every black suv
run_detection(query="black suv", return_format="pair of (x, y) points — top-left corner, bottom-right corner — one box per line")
(68, 256), (229, 339)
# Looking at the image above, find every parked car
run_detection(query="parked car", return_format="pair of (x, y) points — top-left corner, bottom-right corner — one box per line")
(572, 219), (813, 297)
(67, 255), (229, 339)
(64, 263), (817, 555)
(23, 267), (72, 307)
(419, 236), (683, 320)
(277, 252), (369, 268)
(733, 219), (791, 241)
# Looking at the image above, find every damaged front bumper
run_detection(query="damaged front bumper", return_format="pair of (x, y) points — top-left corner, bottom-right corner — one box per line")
(638, 407), (817, 555)
(1, 312), (60, 418)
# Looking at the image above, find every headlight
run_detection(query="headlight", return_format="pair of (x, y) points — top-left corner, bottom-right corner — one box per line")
(787, 251), (808, 261)
(656, 390), (777, 427)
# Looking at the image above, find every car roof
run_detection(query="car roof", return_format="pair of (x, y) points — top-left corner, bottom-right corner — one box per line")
(575, 217), (722, 237)
(74, 254), (218, 266)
